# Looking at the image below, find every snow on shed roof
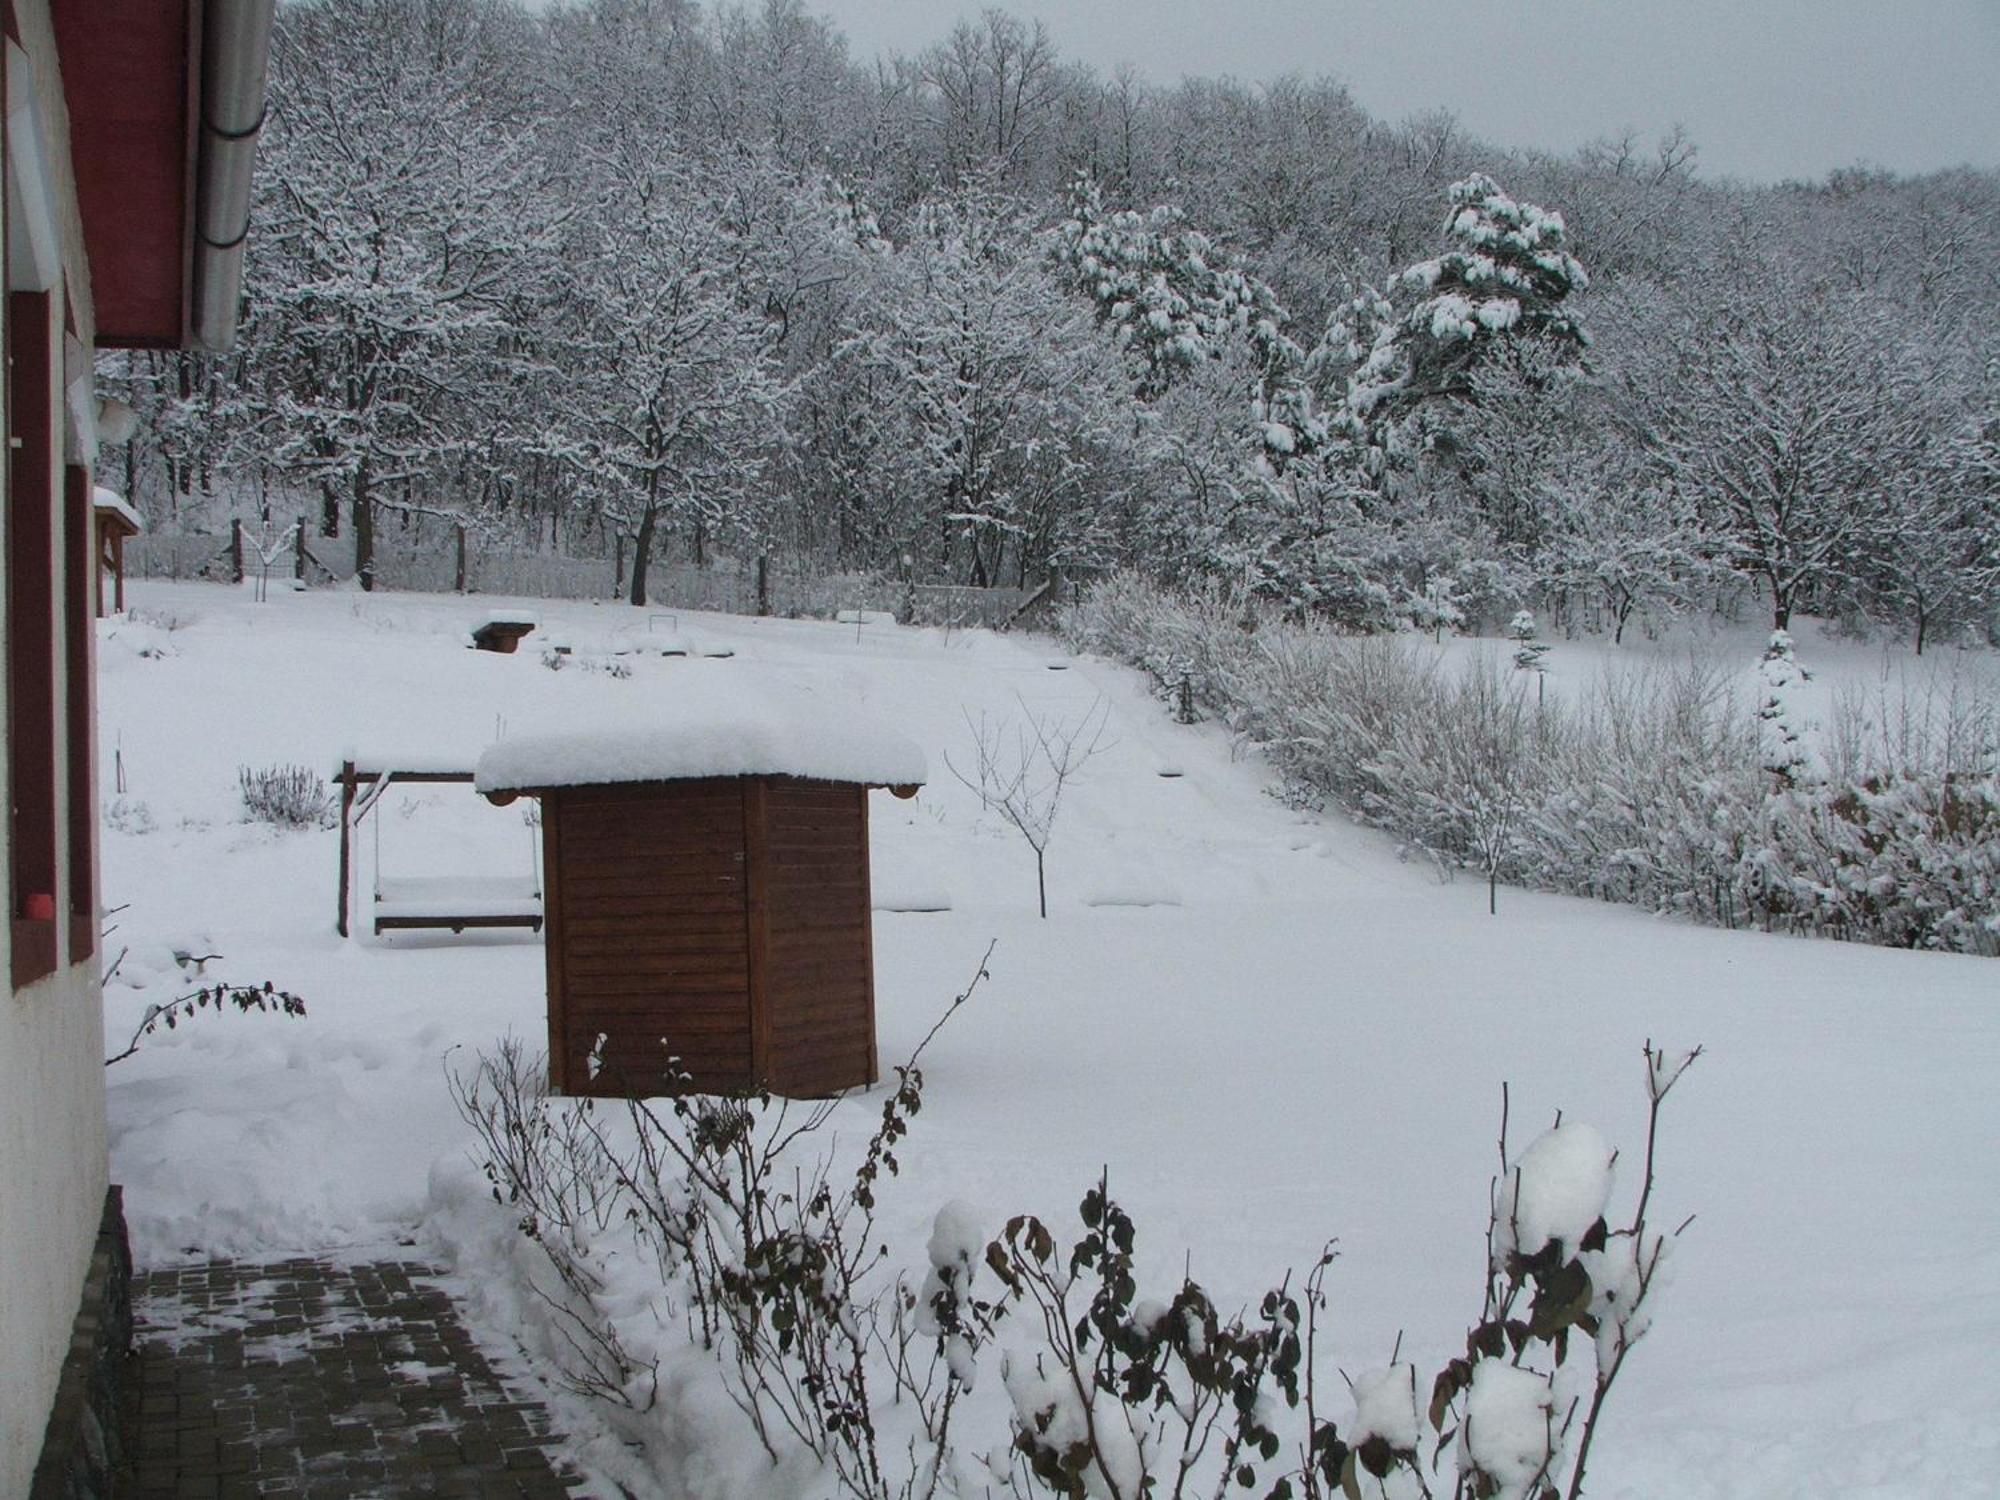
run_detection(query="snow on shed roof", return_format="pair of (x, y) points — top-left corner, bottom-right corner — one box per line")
(475, 685), (927, 795)
(93, 486), (144, 533)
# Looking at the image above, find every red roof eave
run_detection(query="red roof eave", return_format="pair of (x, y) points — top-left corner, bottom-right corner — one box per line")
(51, 0), (198, 349)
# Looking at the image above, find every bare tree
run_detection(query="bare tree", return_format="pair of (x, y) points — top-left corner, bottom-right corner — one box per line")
(946, 697), (1111, 917)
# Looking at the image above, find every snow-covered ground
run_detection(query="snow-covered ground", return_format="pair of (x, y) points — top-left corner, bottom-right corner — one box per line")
(100, 581), (2000, 1499)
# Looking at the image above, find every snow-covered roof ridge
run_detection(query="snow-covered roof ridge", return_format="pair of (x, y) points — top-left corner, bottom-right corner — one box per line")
(475, 687), (927, 795)
(93, 486), (145, 533)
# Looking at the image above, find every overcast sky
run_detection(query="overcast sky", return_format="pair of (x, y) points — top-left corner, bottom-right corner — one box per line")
(803, 0), (2000, 183)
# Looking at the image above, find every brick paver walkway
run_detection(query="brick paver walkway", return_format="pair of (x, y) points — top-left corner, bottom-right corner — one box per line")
(128, 1259), (589, 1498)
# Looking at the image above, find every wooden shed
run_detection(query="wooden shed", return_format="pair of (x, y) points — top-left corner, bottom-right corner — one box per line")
(476, 708), (925, 1100)
(93, 487), (143, 616)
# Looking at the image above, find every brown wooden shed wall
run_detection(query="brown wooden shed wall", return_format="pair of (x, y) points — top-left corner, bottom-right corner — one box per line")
(541, 775), (877, 1099)
(545, 779), (752, 1097)
(760, 780), (876, 1096)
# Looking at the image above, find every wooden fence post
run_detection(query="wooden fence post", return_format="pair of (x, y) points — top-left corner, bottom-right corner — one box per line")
(335, 762), (355, 938)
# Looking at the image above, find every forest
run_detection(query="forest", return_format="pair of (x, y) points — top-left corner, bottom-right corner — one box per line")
(104, 0), (2000, 642)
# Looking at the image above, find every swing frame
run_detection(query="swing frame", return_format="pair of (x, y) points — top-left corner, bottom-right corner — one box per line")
(334, 760), (544, 937)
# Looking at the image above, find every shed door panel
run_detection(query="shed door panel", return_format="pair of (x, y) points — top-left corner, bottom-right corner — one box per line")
(554, 781), (752, 1094)
(764, 781), (874, 1096)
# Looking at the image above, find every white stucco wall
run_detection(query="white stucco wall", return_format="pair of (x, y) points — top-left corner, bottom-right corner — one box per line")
(0, 2), (108, 1492)
(0, 966), (108, 1499)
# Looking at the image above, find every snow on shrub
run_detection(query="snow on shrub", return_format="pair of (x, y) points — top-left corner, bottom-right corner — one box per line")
(1496, 1121), (1613, 1263)
(1459, 1359), (1559, 1499)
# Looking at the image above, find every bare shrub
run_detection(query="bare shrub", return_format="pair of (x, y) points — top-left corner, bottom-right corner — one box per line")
(106, 978), (307, 1066)
(448, 1040), (658, 1408)
(946, 701), (1112, 918)
(452, 947), (1001, 1498)
(238, 764), (336, 829)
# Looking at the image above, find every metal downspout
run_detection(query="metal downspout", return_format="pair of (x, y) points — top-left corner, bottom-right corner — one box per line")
(191, 0), (276, 353)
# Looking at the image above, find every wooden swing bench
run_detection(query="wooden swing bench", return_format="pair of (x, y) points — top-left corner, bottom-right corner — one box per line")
(372, 875), (544, 935)
(335, 760), (545, 938)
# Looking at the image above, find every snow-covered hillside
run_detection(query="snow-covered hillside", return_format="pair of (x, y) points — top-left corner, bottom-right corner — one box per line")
(99, 582), (2000, 1500)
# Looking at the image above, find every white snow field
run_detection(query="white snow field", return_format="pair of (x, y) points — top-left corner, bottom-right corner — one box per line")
(99, 581), (1999, 1500)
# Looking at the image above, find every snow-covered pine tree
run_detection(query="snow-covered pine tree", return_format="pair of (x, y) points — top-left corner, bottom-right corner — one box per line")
(1756, 630), (1819, 788)
(1340, 172), (1589, 434)
(1051, 176), (1324, 470)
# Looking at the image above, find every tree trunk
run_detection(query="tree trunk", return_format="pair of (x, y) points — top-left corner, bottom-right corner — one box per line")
(320, 482), (340, 537)
(352, 462), (375, 592)
(629, 505), (657, 607)
(968, 527), (990, 588)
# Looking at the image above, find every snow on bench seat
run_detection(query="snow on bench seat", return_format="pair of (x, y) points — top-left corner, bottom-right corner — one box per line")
(373, 875), (543, 933)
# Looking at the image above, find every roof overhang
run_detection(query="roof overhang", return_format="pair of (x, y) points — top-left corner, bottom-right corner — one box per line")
(52, 0), (273, 352)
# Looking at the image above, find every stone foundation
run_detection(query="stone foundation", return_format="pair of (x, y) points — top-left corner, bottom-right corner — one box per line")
(29, 1187), (133, 1500)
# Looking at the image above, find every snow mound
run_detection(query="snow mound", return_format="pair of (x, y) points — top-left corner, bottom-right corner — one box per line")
(873, 881), (953, 913)
(1081, 876), (1183, 908)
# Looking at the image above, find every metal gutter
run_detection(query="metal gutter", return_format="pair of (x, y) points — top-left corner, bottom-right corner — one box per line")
(190, 0), (276, 353)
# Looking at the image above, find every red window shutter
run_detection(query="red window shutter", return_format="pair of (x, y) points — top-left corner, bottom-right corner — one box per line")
(65, 465), (94, 962)
(8, 290), (59, 988)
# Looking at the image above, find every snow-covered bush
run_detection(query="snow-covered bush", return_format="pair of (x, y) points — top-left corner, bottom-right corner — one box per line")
(104, 797), (157, 835)
(452, 949), (1006, 1499)
(1065, 573), (2000, 954)
(237, 763), (336, 829)
(1510, 611), (1550, 674)
(454, 942), (1700, 1500)
(447, 1040), (653, 1407)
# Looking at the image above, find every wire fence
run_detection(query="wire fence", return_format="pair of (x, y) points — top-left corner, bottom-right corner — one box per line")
(125, 525), (1036, 629)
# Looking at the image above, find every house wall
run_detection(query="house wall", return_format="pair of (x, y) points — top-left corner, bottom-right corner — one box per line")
(0, 2), (109, 1494)
(0, 966), (107, 1496)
